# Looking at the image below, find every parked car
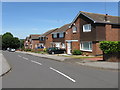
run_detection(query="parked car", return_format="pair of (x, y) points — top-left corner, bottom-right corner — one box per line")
(47, 47), (66, 54)
(9, 48), (16, 52)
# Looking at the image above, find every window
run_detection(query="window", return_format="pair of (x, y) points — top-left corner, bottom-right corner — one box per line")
(53, 33), (57, 38)
(80, 42), (92, 51)
(59, 32), (64, 38)
(40, 37), (45, 41)
(83, 24), (91, 32)
(72, 26), (77, 33)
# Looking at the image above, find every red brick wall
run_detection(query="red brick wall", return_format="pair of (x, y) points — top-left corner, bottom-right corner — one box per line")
(71, 42), (80, 52)
(105, 24), (119, 41)
(73, 18), (81, 41)
(31, 40), (40, 49)
(45, 34), (53, 49)
(65, 28), (72, 40)
(92, 42), (102, 55)
(65, 18), (81, 53)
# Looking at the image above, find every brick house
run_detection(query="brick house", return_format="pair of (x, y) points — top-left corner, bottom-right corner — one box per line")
(51, 24), (70, 49)
(65, 11), (120, 55)
(39, 28), (58, 49)
(24, 34), (41, 50)
(24, 37), (30, 49)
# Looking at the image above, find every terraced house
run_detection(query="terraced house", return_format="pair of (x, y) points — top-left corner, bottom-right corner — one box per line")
(39, 28), (58, 49)
(24, 34), (41, 50)
(51, 24), (70, 49)
(24, 11), (119, 55)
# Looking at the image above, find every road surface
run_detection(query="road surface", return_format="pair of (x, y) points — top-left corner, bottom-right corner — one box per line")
(2, 51), (118, 88)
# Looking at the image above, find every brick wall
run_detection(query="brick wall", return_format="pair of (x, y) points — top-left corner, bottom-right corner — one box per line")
(45, 34), (53, 49)
(71, 42), (80, 52)
(105, 24), (119, 41)
(31, 40), (40, 49)
(92, 42), (102, 55)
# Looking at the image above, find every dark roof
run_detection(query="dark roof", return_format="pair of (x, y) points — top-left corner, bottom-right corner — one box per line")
(72, 11), (119, 25)
(29, 34), (41, 40)
(40, 28), (58, 37)
(53, 24), (71, 33)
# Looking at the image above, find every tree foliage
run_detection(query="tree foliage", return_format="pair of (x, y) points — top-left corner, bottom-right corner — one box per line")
(2, 32), (20, 49)
(100, 41), (120, 54)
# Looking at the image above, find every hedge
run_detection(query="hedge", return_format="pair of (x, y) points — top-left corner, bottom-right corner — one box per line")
(100, 41), (120, 54)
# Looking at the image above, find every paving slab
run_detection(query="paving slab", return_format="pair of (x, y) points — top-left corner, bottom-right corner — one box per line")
(0, 51), (11, 76)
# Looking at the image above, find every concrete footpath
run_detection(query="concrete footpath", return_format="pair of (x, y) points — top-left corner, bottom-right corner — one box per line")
(0, 51), (11, 76)
(17, 51), (119, 70)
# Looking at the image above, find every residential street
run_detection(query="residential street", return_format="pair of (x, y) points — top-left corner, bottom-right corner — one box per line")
(2, 51), (118, 88)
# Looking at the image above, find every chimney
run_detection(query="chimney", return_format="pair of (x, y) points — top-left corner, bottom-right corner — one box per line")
(104, 14), (108, 21)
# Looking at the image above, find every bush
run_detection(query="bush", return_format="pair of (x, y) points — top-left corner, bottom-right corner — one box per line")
(24, 49), (32, 52)
(72, 50), (82, 55)
(43, 48), (47, 52)
(100, 41), (120, 54)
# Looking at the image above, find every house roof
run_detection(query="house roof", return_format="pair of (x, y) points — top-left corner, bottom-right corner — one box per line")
(25, 37), (29, 41)
(52, 24), (71, 33)
(71, 11), (119, 25)
(29, 34), (41, 40)
(40, 28), (58, 37)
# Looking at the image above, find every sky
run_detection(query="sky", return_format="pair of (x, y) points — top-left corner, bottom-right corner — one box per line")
(2, 2), (119, 39)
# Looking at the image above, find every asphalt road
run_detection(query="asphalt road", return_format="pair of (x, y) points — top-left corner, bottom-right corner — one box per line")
(2, 51), (118, 88)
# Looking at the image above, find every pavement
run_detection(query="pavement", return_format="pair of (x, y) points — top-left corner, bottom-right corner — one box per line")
(0, 51), (11, 76)
(2, 51), (118, 88)
(16, 51), (119, 70)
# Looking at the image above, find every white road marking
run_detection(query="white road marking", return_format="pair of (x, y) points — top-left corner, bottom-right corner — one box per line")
(49, 67), (76, 83)
(18, 55), (22, 57)
(22, 57), (29, 60)
(31, 60), (42, 65)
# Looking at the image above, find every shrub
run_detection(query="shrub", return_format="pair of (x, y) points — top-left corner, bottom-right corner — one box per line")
(24, 49), (32, 52)
(72, 50), (82, 55)
(43, 48), (47, 52)
(100, 41), (120, 54)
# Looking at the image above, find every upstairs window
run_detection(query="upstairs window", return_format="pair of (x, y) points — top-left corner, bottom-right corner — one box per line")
(59, 32), (64, 38)
(53, 33), (57, 38)
(72, 26), (77, 33)
(40, 37), (45, 41)
(83, 24), (91, 32)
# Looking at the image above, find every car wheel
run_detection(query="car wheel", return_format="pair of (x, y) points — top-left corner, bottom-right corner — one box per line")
(52, 52), (54, 54)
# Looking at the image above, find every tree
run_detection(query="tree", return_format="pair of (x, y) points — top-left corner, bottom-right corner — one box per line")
(0, 35), (2, 50)
(12, 37), (20, 49)
(19, 39), (24, 48)
(2, 32), (20, 49)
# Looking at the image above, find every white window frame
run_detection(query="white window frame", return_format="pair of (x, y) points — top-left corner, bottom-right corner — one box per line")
(53, 33), (57, 38)
(59, 32), (64, 38)
(80, 41), (92, 52)
(83, 24), (91, 32)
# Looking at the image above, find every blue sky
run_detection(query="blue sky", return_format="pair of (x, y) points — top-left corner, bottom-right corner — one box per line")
(2, 2), (118, 39)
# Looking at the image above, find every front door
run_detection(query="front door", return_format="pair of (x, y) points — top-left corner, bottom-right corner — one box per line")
(67, 42), (71, 54)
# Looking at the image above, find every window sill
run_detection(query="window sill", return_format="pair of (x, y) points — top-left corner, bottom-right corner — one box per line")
(83, 30), (91, 32)
(80, 49), (92, 52)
